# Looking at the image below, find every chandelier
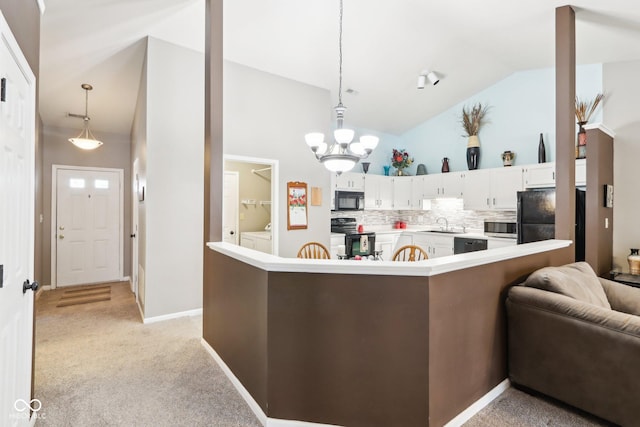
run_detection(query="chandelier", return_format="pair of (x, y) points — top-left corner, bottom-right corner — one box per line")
(304, 0), (379, 173)
(68, 83), (103, 150)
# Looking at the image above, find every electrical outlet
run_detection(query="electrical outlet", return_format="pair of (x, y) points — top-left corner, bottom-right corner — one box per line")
(239, 213), (245, 220)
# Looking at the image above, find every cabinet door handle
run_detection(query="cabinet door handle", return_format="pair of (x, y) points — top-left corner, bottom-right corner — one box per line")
(552, 172), (555, 180)
(487, 198), (490, 206)
(493, 197), (496, 205)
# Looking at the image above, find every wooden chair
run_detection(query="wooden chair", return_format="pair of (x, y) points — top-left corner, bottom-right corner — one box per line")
(392, 245), (428, 262)
(297, 242), (331, 259)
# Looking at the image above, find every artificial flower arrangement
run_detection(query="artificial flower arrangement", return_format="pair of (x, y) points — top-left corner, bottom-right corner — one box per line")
(391, 149), (413, 170)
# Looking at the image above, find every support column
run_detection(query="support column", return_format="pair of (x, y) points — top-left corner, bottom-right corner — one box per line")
(555, 6), (576, 250)
(205, 0), (223, 243)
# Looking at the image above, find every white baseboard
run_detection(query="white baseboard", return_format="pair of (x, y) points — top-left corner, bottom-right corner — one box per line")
(443, 378), (510, 427)
(121, 275), (130, 283)
(142, 308), (202, 324)
(200, 339), (342, 427)
(42, 285), (51, 291)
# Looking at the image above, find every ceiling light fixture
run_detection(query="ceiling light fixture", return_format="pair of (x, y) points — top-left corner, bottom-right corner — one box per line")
(304, 0), (378, 174)
(417, 70), (440, 89)
(68, 83), (103, 150)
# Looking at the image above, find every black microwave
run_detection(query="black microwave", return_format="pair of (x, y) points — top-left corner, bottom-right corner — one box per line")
(334, 190), (365, 211)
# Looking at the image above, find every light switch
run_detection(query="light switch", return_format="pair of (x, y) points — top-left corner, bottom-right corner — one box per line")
(605, 218), (609, 229)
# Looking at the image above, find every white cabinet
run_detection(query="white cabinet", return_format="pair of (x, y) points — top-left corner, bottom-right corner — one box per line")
(412, 233), (454, 258)
(524, 163), (555, 188)
(423, 172), (465, 199)
(490, 166), (524, 210)
(575, 158), (586, 186)
(392, 176), (413, 210)
(410, 176), (426, 209)
(393, 234), (414, 252)
(240, 231), (272, 254)
(330, 234), (345, 259)
(524, 159), (587, 189)
(364, 175), (393, 210)
(463, 167), (523, 210)
(375, 232), (401, 261)
(335, 172), (364, 191)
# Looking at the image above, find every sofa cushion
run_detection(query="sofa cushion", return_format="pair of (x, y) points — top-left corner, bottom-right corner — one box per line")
(524, 262), (611, 309)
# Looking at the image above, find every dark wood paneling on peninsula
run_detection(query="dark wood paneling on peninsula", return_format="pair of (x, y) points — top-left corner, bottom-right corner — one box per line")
(203, 245), (572, 426)
(203, 249), (268, 410)
(268, 272), (429, 427)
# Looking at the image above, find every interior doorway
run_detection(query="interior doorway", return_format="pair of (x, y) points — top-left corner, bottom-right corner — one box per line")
(51, 165), (124, 288)
(223, 155), (278, 255)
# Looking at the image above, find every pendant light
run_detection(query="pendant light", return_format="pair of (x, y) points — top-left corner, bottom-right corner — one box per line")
(68, 83), (103, 150)
(304, 0), (379, 173)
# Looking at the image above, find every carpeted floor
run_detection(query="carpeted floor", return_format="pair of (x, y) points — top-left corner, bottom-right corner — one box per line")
(34, 282), (261, 427)
(34, 282), (612, 427)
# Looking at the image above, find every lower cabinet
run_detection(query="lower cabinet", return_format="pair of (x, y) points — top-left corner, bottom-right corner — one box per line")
(413, 234), (454, 258)
(240, 232), (272, 254)
(375, 232), (401, 260)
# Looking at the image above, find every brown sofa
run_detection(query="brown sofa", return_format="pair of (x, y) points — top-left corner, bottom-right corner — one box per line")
(506, 262), (640, 426)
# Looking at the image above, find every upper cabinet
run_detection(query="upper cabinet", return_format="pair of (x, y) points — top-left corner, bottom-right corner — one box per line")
(463, 167), (523, 210)
(335, 172), (365, 191)
(392, 176), (413, 210)
(364, 174), (393, 210)
(422, 172), (464, 199)
(523, 159), (587, 189)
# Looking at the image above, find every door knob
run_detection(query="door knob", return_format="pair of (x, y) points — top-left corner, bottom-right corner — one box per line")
(230, 231), (235, 235)
(130, 234), (136, 238)
(59, 234), (64, 239)
(23, 279), (39, 294)
(59, 226), (65, 230)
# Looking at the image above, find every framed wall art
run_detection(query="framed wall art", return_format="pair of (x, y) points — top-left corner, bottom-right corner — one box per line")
(287, 181), (308, 230)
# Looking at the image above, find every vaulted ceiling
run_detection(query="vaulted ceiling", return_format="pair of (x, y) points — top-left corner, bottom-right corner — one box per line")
(39, 0), (640, 137)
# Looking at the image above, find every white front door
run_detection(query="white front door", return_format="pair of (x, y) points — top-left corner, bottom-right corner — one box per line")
(0, 14), (37, 426)
(55, 168), (122, 287)
(222, 171), (239, 244)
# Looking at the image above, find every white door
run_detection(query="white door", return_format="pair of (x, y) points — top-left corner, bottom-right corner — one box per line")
(0, 15), (37, 426)
(55, 168), (122, 286)
(222, 171), (239, 244)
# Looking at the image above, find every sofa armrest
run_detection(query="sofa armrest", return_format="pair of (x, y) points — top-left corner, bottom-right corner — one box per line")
(599, 277), (640, 316)
(508, 285), (640, 337)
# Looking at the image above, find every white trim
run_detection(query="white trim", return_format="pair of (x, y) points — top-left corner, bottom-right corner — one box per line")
(42, 285), (52, 291)
(36, 0), (45, 14)
(584, 122), (615, 138)
(136, 299), (144, 322)
(142, 308), (202, 324)
(50, 165), (125, 288)
(443, 379), (510, 427)
(224, 155), (279, 256)
(206, 239), (571, 277)
(200, 339), (342, 427)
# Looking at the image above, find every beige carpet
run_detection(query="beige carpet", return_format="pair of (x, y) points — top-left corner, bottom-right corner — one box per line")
(35, 282), (612, 427)
(34, 282), (261, 427)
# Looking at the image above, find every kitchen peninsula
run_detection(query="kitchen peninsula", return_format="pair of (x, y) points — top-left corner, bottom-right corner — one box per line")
(203, 240), (573, 427)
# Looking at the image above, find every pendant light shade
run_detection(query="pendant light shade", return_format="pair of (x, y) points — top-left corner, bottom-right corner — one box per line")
(68, 83), (103, 150)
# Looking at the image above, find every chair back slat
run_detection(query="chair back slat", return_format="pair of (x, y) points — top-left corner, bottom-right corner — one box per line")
(392, 245), (428, 262)
(297, 242), (331, 259)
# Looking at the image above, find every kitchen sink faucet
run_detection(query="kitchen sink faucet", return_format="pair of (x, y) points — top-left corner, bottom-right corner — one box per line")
(436, 217), (449, 231)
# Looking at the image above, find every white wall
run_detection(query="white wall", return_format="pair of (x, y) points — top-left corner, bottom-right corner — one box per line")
(131, 37), (204, 318)
(223, 61), (332, 257)
(603, 60), (640, 273)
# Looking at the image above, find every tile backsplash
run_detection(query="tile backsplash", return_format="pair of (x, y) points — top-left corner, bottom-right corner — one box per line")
(332, 199), (516, 230)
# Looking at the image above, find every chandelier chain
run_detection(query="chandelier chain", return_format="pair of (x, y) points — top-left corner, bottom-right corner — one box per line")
(338, 0), (343, 106)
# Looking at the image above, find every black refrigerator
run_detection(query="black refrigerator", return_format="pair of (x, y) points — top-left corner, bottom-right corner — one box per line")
(517, 188), (585, 261)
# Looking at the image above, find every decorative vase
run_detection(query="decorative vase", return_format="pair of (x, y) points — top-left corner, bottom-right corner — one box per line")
(383, 166), (390, 176)
(396, 168), (405, 176)
(576, 121), (587, 159)
(466, 135), (480, 170)
(441, 157), (450, 173)
(629, 249), (640, 275)
(501, 151), (515, 167)
(538, 133), (546, 163)
(361, 162), (370, 174)
(416, 164), (427, 175)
